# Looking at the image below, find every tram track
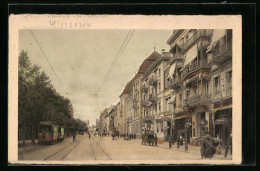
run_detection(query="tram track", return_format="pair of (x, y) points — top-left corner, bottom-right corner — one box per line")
(90, 137), (112, 160)
(43, 136), (83, 161)
(90, 138), (97, 160)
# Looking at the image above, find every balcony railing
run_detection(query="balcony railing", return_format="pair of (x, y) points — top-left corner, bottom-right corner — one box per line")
(212, 36), (232, 65)
(169, 78), (182, 90)
(169, 54), (183, 63)
(179, 30), (212, 52)
(148, 76), (158, 86)
(182, 59), (210, 78)
(186, 94), (211, 106)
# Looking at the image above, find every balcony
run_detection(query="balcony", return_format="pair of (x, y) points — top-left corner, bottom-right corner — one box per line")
(179, 30), (212, 53)
(185, 94), (211, 107)
(169, 78), (182, 91)
(168, 54), (183, 63)
(211, 36), (232, 66)
(148, 94), (157, 103)
(182, 59), (210, 79)
(148, 76), (158, 86)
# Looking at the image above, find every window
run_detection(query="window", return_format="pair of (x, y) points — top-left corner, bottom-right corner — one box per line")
(179, 93), (182, 105)
(214, 76), (219, 93)
(173, 103), (176, 112)
(186, 89), (190, 99)
(158, 82), (161, 92)
(158, 69), (161, 76)
(226, 71), (232, 88)
(155, 104), (157, 113)
(158, 102), (161, 113)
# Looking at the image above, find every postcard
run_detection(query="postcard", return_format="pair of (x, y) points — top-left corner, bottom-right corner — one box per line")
(9, 14), (242, 165)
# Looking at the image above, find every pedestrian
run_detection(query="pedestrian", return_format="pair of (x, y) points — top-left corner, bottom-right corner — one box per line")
(73, 133), (76, 142)
(168, 134), (174, 148)
(177, 133), (180, 148)
(180, 134), (183, 145)
(88, 132), (91, 139)
(214, 134), (222, 154)
(154, 134), (158, 146)
(200, 132), (215, 159)
(224, 132), (232, 158)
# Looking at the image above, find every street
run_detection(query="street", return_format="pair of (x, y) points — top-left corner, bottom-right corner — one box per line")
(19, 134), (232, 161)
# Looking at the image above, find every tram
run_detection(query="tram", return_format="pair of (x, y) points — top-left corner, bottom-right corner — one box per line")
(38, 121), (65, 144)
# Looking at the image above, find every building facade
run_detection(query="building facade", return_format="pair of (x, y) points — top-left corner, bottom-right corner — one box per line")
(99, 29), (232, 147)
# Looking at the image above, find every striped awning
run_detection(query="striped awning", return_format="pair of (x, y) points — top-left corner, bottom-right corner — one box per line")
(167, 63), (177, 79)
(184, 44), (198, 66)
(167, 95), (176, 104)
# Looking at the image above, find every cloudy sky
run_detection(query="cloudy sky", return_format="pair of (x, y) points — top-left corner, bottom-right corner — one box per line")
(19, 29), (172, 125)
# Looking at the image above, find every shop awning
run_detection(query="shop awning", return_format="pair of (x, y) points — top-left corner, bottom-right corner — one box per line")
(206, 29), (226, 53)
(183, 44), (198, 66)
(167, 63), (177, 79)
(215, 117), (230, 125)
(173, 114), (190, 120)
(167, 95), (176, 104)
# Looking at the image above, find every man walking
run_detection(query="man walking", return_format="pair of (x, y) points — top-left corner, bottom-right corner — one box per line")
(224, 132), (232, 158)
(154, 133), (158, 146)
(73, 133), (76, 142)
(168, 134), (174, 148)
(177, 133), (180, 148)
(200, 132), (215, 159)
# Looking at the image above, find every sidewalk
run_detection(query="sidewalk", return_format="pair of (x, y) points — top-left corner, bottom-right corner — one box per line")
(18, 139), (42, 154)
(113, 137), (232, 160)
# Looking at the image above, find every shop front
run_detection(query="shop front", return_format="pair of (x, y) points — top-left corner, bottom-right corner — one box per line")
(213, 108), (232, 146)
(174, 116), (192, 143)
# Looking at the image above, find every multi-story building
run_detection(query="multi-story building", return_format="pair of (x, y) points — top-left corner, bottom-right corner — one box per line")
(165, 29), (214, 145)
(207, 29), (232, 146)
(113, 103), (120, 132)
(179, 29), (213, 143)
(98, 29), (232, 147)
(141, 51), (172, 142)
(96, 119), (100, 132)
(99, 108), (108, 134)
(126, 94), (133, 134)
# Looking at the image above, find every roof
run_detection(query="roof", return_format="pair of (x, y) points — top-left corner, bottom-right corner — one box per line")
(120, 73), (141, 95)
(101, 108), (108, 116)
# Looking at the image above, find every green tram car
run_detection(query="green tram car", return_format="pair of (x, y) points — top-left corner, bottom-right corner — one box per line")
(38, 121), (65, 144)
(142, 130), (156, 146)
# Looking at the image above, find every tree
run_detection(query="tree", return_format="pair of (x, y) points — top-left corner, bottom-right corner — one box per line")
(18, 50), (88, 144)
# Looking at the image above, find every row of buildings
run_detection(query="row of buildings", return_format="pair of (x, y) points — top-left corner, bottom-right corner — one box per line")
(97, 29), (232, 146)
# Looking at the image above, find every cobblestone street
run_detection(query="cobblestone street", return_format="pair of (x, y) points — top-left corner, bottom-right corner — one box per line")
(19, 134), (232, 161)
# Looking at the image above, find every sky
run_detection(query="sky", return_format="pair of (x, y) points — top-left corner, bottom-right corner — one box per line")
(19, 29), (172, 125)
